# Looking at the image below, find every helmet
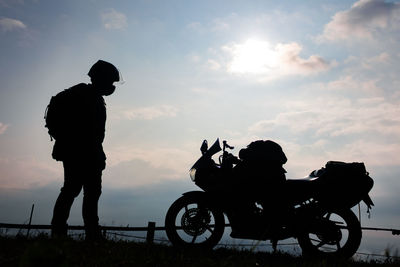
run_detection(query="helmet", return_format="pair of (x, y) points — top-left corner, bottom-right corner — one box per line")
(88, 60), (120, 82)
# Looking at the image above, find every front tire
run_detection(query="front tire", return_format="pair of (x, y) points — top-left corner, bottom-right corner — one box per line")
(297, 208), (362, 259)
(165, 193), (225, 249)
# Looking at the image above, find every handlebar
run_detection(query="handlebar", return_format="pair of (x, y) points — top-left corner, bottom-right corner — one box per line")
(223, 140), (234, 151)
(219, 140), (239, 165)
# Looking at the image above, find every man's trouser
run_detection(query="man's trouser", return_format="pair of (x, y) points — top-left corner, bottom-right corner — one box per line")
(51, 159), (102, 239)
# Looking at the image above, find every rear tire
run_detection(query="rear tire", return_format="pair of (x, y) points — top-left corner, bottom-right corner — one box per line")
(165, 193), (225, 249)
(297, 208), (361, 259)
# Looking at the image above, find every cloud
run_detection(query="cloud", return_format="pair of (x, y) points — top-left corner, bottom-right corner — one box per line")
(345, 52), (391, 71)
(248, 96), (400, 139)
(187, 53), (201, 63)
(0, 179), (195, 227)
(207, 59), (221, 71)
(103, 159), (180, 189)
(0, 145), (192, 190)
(0, 0), (24, 8)
(0, 123), (8, 134)
(316, 75), (382, 95)
(0, 157), (61, 189)
(119, 105), (178, 120)
(105, 145), (194, 179)
(186, 13), (236, 34)
(328, 53), (399, 97)
(186, 22), (202, 31)
(211, 39), (334, 80)
(210, 17), (231, 32)
(0, 17), (26, 32)
(319, 0), (400, 42)
(101, 9), (127, 30)
(275, 42), (334, 74)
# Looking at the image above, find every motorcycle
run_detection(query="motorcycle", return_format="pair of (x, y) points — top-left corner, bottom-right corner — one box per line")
(165, 139), (374, 258)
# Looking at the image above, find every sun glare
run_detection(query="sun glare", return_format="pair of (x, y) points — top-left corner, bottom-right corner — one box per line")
(228, 39), (278, 74)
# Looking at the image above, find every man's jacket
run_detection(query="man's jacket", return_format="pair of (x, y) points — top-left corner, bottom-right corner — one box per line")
(52, 83), (106, 166)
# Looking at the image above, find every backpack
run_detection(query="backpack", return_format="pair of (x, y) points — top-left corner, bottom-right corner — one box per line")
(238, 140), (287, 165)
(44, 84), (85, 140)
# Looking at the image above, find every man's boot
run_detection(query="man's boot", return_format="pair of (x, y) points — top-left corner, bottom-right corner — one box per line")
(51, 223), (68, 239)
(85, 224), (103, 241)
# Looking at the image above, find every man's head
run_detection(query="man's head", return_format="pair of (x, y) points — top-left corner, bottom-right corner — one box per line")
(88, 60), (120, 96)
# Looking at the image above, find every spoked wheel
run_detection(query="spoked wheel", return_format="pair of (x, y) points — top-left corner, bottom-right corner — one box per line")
(165, 193), (225, 249)
(297, 208), (362, 259)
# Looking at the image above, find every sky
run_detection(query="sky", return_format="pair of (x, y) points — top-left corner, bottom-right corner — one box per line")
(1, 0), (400, 257)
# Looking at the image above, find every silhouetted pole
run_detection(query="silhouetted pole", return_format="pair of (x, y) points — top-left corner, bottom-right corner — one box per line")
(26, 204), (35, 237)
(146, 221), (155, 243)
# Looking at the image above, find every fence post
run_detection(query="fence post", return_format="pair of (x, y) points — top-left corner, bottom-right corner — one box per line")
(26, 204), (35, 238)
(146, 221), (155, 244)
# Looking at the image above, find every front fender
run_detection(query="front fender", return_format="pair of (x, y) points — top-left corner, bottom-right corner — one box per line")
(182, 190), (220, 208)
(182, 190), (206, 198)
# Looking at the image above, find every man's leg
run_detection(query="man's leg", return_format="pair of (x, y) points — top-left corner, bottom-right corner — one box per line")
(51, 161), (83, 237)
(82, 164), (103, 240)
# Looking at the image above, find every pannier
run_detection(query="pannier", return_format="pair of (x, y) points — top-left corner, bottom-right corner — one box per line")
(316, 161), (374, 208)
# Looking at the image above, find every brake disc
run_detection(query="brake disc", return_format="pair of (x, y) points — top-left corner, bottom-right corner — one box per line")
(181, 208), (211, 236)
(316, 220), (343, 245)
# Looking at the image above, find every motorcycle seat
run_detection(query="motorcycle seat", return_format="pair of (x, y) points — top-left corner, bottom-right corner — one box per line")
(285, 177), (319, 201)
(286, 176), (318, 183)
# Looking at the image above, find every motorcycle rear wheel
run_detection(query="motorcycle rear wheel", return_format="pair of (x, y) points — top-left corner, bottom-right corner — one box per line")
(165, 193), (225, 249)
(297, 208), (362, 259)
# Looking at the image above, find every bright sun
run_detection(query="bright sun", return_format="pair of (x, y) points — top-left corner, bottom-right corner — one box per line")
(228, 39), (278, 74)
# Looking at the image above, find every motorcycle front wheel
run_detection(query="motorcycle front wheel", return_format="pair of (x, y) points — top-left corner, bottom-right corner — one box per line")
(165, 193), (225, 249)
(297, 208), (362, 259)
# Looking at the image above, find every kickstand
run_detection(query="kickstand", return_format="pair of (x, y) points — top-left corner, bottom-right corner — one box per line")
(271, 239), (278, 252)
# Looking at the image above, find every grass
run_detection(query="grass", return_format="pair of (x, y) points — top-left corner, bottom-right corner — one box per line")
(0, 234), (399, 267)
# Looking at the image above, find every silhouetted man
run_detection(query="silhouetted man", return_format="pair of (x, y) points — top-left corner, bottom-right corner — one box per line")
(49, 60), (120, 240)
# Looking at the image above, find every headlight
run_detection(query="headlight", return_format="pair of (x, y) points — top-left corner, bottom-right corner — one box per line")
(189, 168), (196, 181)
